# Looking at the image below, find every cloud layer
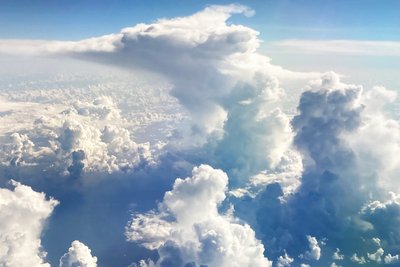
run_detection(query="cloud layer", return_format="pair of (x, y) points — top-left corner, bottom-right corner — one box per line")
(0, 4), (399, 267)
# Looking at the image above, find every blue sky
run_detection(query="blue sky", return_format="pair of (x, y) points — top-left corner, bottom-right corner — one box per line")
(1, 0), (399, 41)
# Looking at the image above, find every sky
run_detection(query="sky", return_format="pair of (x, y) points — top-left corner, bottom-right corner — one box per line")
(2, 0), (399, 90)
(1, 0), (400, 41)
(1, 1), (400, 267)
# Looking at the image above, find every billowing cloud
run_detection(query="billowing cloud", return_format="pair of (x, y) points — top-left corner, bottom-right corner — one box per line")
(126, 165), (272, 267)
(0, 96), (155, 186)
(304, 236), (321, 261)
(367, 247), (384, 263)
(59, 240), (97, 267)
(0, 181), (58, 266)
(384, 253), (400, 264)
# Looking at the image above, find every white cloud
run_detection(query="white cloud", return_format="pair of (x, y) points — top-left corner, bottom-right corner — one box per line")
(367, 247), (384, 263)
(277, 252), (294, 267)
(10, 4), (318, 152)
(264, 39), (400, 56)
(1, 4), (320, 196)
(304, 236), (321, 261)
(372, 237), (381, 247)
(350, 253), (366, 264)
(126, 165), (272, 267)
(332, 248), (344, 260)
(384, 253), (400, 264)
(0, 181), (58, 267)
(0, 96), (155, 184)
(2, 4), (400, 267)
(59, 240), (97, 267)
(345, 86), (400, 193)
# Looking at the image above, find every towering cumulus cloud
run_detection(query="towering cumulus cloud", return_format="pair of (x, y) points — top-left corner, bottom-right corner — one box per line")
(59, 240), (98, 267)
(250, 73), (400, 266)
(126, 165), (272, 267)
(43, 4), (314, 191)
(0, 181), (58, 266)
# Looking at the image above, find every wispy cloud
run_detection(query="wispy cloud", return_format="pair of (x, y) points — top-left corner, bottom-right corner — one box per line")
(263, 39), (400, 56)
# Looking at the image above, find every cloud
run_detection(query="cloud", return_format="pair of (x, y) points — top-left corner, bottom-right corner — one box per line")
(332, 248), (344, 260)
(277, 252), (294, 267)
(234, 73), (400, 266)
(0, 181), (58, 267)
(264, 39), (400, 56)
(11, 4), (317, 149)
(367, 247), (384, 263)
(345, 86), (400, 193)
(304, 236), (321, 261)
(1, 4), (400, 267)
(350, 253), (366, 264)
(59, 240), (97, 267)
(0, 96), (155, 186)
(384, 253), (400, 264)
(1, 4), (318, 195)
(126, 165), (272, 267)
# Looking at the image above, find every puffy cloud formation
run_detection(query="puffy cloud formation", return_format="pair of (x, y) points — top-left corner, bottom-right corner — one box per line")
(0, 181), (58, 266)
(351, 253), (367, 264)
(304, 236), (321, 261)
(35, 4), (316, 192)
(367, 248), (384, 263)
(277, 252), (294, 267)
(384, 253), (400, 264)
(0, 95), (155, 186)
(234, 73), (400, 266)
(332, 248), (344, 260)
(126, 165), (272, 267)
(59, 240), (97, 267)
(50, 4), (261, 142)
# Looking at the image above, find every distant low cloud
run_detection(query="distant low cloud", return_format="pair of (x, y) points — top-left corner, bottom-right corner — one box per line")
(0, 96), (155, 186)
(264, 39), (400, 56)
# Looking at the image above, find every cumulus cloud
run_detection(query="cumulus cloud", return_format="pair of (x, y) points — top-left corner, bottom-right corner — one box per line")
(236, 72), (400, 266)
(0, 5), (316, 198)
(277, 252), (294, 267)
(59, 240), (97, 267)
(0, 181), (58, 266)
(345, 86), (400, 192)
(384, 253), (400, 264)
(367, 247), (384, 263)
(126, 165), (272, 267)
(20, 4), (317, 193)
(0, 96), (155, 186)
(332, 248), (344, 260)
(49, 4), (261, 143)
(350, 253), (367, 264)
(304, 236), (321, 261)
